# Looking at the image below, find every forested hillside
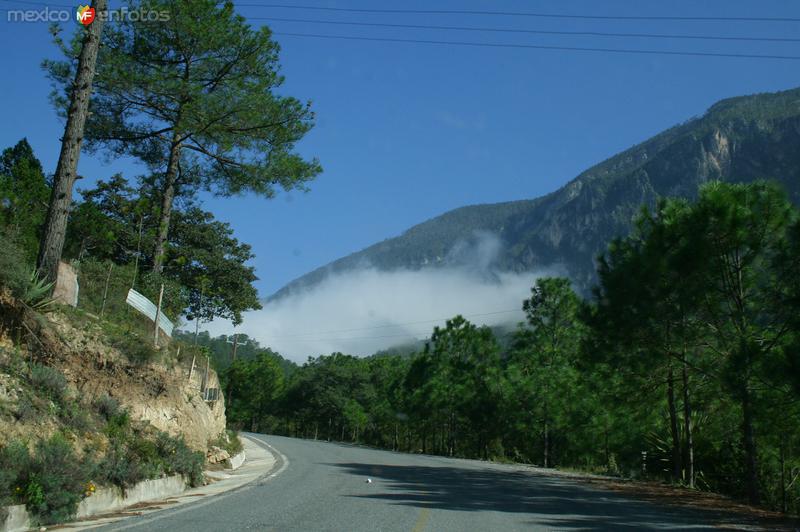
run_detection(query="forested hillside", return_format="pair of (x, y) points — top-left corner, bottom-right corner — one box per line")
(210, 181), (800, 514)
(273, 87), (800, 298)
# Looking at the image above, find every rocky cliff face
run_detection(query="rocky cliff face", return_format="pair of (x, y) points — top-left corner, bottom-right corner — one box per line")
(47, 311), (226, 451)
(0, 293), (224, 452)
(272, 87), (800, 298)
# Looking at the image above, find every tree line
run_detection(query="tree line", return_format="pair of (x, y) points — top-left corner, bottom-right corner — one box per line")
(217, 181), (800, 514)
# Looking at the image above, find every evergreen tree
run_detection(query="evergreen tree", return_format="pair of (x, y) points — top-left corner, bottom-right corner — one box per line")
(44, 0), (321, 273)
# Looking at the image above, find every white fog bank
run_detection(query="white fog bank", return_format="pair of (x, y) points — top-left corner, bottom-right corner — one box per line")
(203, 234), (559, 362)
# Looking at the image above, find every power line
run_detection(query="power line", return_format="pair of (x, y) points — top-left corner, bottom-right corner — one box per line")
(238, 4), (800, 23)
(273, 32), (800, 61)
(251, 16), (800, 43)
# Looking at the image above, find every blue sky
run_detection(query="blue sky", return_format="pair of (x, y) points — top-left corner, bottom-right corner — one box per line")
(2, 0), (800, 297)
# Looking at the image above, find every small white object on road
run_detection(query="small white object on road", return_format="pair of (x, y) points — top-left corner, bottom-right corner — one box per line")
(366, 478), (372, 483)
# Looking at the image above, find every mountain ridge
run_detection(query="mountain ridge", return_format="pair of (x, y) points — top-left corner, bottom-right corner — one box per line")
(271, 87), (800, 300)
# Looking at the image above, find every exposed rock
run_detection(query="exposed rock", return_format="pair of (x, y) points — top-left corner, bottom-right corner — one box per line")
(52, 261), (79, 308)
(206, 445), (230, 464)
(0, 373), (19, 403)
(0, 299), (225, 452)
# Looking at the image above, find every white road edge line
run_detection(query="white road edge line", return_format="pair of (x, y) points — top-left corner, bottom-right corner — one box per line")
(105, 435), (288, 531)
(253, 435), (291, 481)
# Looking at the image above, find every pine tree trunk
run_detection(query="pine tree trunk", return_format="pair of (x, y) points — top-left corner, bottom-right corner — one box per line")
(742, 384), (761, 505)
(681, 362), (695, 488)
(449, 412), (456, 457)
(152, 138), (182, 273)
(780, 442), (787, 513)
(543, 416), (549, 468)
(37, 0), (107, 283)
(667, 365), (682, 481)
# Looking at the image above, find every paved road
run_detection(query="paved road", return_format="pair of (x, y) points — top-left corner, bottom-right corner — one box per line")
(96, 434), (762, 531)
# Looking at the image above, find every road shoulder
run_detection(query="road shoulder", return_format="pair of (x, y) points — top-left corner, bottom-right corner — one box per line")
(55, 434), (279, 531)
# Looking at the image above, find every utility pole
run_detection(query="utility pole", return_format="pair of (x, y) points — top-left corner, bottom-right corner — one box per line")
(225, 332), (247, 408)
(202, 355), (210, 398)
(194, 280), (206, 345)
(226, 332), (248, 361)
(153, 283), (164, 348)
(130, 215), (143, 289)
(99, 262), (113, 317)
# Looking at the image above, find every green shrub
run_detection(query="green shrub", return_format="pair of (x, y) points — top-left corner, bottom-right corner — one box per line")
(154, 432), (204, 487)
(127, 342), (160, 365)
(97, 442), (149, 491)
(29, 364), (68, 405)
(225, 429), (243, 455)
(60, 402), (94, 434)
(109, 332), (159, 365)
(0, 230), (56, 310)
(20, 270), (56, 312)
(103, 410), (131, 441)
(15, 396), (40, 422)
(0, 229), (32, 297)
(209, 430), (243, 456)
(0, 440), (30, 507)
(20, 434), (90, 524)
(94, 394), (121, 421)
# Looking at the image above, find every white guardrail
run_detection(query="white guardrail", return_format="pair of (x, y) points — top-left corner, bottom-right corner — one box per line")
(125, 288), (174, 337)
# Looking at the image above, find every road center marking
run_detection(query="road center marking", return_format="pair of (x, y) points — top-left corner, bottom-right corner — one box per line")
(412, 508), (431, 532)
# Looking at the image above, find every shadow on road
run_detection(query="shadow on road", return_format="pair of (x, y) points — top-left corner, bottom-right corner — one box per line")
(324, 461), (785, 531)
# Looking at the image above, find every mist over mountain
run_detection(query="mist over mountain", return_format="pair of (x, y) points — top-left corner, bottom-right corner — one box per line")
(207, 233), (559, 360)
(272, 87), (800, 300)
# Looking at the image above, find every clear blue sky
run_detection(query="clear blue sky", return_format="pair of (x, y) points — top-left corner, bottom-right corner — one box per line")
(1, 0), (799, 296)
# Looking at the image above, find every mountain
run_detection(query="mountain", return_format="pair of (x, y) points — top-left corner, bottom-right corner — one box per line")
(272, 87), (800, 299)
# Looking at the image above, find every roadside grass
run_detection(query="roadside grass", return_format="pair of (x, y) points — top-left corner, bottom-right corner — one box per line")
(209, 429), (243, 457)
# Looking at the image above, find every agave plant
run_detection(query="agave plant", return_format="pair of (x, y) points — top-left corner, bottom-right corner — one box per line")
(21, 270), (57, 312)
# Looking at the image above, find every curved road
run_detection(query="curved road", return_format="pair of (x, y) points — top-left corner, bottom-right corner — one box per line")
(97, 434), (763, 531)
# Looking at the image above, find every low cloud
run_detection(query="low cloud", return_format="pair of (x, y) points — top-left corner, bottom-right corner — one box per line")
(203, 233), (556, 362)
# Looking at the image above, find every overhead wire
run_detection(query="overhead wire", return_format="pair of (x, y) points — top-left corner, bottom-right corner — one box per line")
(270, 32), (800, 60)
(3, 0), (799, 60)
(233, 4), (800, 23)
(249, 16), (800, 44)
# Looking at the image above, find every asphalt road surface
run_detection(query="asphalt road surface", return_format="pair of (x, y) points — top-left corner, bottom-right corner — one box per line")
(96, 433), (765, 531)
